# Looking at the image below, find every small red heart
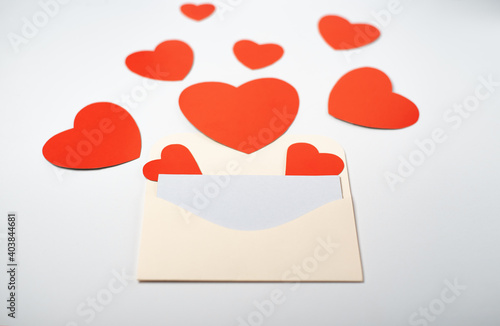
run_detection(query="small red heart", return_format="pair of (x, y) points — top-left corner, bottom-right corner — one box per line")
(329, 67), (419, 129)
(319, 15), (380, 50)
(286, 143), (344, 176)
(233, 40), (284, 70)
(43, 102), (141, 169)
(180, 3), (215, 21)
(179, 78), (299, 154)
(125, 40), (193, 81)
(143, 144), (202, 182)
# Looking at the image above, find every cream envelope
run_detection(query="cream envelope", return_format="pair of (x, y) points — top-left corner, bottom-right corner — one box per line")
(137, 133), (363, 282)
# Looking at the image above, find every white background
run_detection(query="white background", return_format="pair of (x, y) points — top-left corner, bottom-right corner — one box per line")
(1, 0), (500, 325)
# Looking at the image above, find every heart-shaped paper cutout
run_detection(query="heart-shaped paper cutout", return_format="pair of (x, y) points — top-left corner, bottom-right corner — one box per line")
(143, 144), (201, 182)
(319, 15), (380, 50)
(179, 78), (299, 154)
(286, 143), (344, 175)
(233, 40), (284, 69)
(329, 67), (419, 129)
(180, 3), (215, 21)
(43, 102), (141, 169)
(125, 40), (193, 81)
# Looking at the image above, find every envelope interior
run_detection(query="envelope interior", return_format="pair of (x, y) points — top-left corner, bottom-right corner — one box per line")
(157, 175), (343, 231)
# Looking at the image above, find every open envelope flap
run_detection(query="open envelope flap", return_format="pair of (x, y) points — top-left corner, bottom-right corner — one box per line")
(157, 175), (343, 231)
(137, 133), (363, 282)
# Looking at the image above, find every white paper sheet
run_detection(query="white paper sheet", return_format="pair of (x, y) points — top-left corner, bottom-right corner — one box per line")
(157, 174), (342, 230)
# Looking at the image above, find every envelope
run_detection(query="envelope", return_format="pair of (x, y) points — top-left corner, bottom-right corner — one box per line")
(137, 133), (363, 282)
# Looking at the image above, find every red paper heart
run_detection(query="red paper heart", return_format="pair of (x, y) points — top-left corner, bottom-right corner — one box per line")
(143, 144), (202, 182)
(125, 40), (193, 81)
(319, 15), (380, 50)
(180, 3), (215, 21)
(179, 78), (299, 154)
(43, 102), (141, 169)
(286, 143), (344, 176)
(329, 67), (419, 129)
(233, 40), (284, 69)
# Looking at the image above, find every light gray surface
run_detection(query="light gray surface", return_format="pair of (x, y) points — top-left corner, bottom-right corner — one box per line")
(157, 175), (342, 230)
(1, 0), (499, 325)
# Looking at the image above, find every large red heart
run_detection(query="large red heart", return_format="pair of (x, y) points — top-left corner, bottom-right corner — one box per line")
(233, 40), (284, 70)
(43, 102), (141, 169)
(286, 143), (344, 176)
(319, 15), (380, 50)
(179, 78), (299, 154)
(143, 144), (202, 182)
(180, 3), (215, 21)
(125, 40), (193, 81)
(329, 67), (419, 129)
